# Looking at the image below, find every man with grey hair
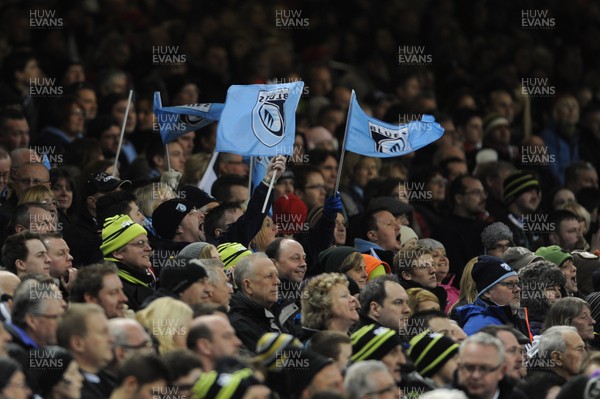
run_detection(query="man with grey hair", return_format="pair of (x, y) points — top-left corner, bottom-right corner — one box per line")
(5, 275), (66, 351)
(356, 275), (411, 332)
(344, 360), (397, 399)
(107, 318), (154, 373)
(455, 332), (509, 399)
(228, 253), (285, 351)
(530, 325), (585, 384)
(198, 258), (233, 309)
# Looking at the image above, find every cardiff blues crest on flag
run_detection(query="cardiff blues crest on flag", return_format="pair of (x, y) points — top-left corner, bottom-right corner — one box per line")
(345, 91), (445, 158)
(153, 92), (224, 144)
(216, 82), (304, 156)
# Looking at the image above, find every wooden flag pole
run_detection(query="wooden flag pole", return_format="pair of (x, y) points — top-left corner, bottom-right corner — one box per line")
(113, 89), (134, 177)
(334, 90), (355, 193)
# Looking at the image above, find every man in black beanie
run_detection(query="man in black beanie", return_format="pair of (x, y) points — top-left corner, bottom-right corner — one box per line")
(455, 255), (532, 340)
(140, 258), (211, 309)
(498, 170), (544, 250)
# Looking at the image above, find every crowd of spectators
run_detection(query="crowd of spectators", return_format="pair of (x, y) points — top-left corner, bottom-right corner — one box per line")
(0, 0), (600, 398)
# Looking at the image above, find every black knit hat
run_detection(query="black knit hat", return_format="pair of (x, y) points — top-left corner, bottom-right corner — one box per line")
(159, 258), (208, 295)
(503, 171), (540, 205)
(318, 246), (357, 273)
(152, 198), (196, 240)
(265, 349), (333, 398)
(472, 255), (517, 297)
(407, 330), (459, 377)
(351, 324), (404, 362)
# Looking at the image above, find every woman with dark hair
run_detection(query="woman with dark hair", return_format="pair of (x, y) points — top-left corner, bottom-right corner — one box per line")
(0, 357), (32, 399)
(518, 260), (566, 335)
(50, 168), (78, 227)
(28, 346), (83, 399)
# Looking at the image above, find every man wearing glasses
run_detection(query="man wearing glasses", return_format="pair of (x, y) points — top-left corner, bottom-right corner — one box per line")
(0, 161), (50, 218)
(345, 360), (397, 399)
(5, 276), (66, 351)
(455, 255), (533, 340)
(432, 175), (488, 286)
(455, 333), (511, 399)
(107, 318), (155, 374)
(100, 214), (155, 311)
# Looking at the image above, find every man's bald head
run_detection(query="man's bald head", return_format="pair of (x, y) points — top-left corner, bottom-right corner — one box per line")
(0, 270), (20, 299)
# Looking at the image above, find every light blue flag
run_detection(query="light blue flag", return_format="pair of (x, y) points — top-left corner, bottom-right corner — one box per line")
(153, 92), (224, 144)
(216, 82), (304, 156)
(344, 91), (445, 157)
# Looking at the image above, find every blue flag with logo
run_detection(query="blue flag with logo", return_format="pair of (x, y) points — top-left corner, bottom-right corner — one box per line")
(153, 92), (224, 144)
(216, 82), (304, 156)
(345, 91), (445, 157)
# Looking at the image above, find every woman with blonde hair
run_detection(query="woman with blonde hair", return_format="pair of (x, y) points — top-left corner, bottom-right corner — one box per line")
(301, 273), (359, 339)
(19, 185), (59, 218)
(136, 297), (193, 354)
(406, 287), (441, 315)
(449, 256), (478, 318)
(134, 182), (177, 218)
(249, 215), (278, 252)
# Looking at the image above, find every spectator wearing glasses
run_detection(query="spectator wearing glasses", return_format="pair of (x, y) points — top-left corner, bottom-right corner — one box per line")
(455, 256), (532, 340)
(344, 360), (397, 399)
(294, 165), (328, 212)
(100, 214), (155, 311)
(396, 244), (447, 309)
(5, 275), (66, 352)
(432, 175), (488, 288)
(107, 318), (155, 373)
(454, 333), (515, 399)
(2, 161), (50, 217)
